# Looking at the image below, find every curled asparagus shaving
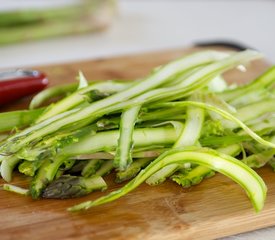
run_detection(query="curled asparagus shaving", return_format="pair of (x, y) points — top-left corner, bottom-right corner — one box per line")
(68, 146), (267, 212)
(171, 144), (242, 187)
(146, 94), (205, 185)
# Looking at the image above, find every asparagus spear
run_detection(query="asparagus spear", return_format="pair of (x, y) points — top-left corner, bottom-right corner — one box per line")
(116, 158), (153, 183)
(30, 156), (66, 199)
(18, 160), (42, 177)
(171, 166), (215, 188)
(0, 0), (117, 45)
(42, 175), (107, 199)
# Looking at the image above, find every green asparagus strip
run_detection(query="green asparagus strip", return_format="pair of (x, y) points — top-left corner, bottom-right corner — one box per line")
(18, 160), (42, 177)
(62, 126), (181, 157)
(116, 158), (153, 183)
(114, 106), (140, 170)
(2, 184), (29, 196)
(113, 54), (229, 171)
(0, 108), (44, 132)
(242, 149), (275, 168)
(77, 71), (89, 89)
(42, 175), (107, 199)
(0, 0), (99, 27)
(69, 146), (267, 212)
(268, 157), (275, 171)
(0, 156), (21, 182)
(149, 101), (275, 148)
(30, 156), (66, 199)
(171, 166), (215, 188)
(75, 148), (166, 160)
(218, 66), (275, 101)
(94, 161), (114, 176)
(29, 83), (77, 109)
(228, 88), (273, 108)
(36, 80), (131, 123)
(171, 144), (242, 187)
(81, 159), (104, 177)
(67, 160), (89, 174)
(222, 99), (275, 129)
(146, 94), (205, 185)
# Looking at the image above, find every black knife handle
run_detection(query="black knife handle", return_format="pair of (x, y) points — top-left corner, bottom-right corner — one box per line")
(194, 40), (255, 51)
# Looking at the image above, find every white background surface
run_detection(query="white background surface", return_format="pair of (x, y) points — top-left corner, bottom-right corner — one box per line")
(0, 0), (275, 239)
(0, 0), (275, 69)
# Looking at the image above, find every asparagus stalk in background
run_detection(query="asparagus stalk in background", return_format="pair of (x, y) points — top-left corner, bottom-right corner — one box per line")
(0, 0), (117, 45)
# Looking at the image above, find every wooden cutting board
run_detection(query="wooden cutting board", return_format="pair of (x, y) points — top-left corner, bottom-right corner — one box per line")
(0, 46), (274, 240)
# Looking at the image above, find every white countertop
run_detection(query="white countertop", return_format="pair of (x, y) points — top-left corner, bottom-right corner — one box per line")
(0, 1), (275, 239)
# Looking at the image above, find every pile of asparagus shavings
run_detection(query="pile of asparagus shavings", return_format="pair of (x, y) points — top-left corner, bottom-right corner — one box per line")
(0, 50), (275, 213)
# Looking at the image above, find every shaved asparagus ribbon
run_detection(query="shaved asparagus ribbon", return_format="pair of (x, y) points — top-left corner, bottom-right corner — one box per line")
(68, 146), (267, 212)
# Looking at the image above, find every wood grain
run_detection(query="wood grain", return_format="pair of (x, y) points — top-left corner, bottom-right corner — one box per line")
(0, 46), (273, 240)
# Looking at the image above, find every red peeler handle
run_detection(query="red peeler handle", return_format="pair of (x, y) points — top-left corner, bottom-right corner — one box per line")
(0, 69), (48, 105)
